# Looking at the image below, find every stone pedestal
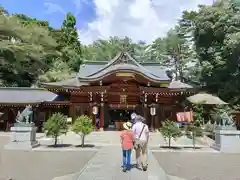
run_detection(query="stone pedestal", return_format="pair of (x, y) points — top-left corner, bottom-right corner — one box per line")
(212, 128), (240, 153)
(4, 123), (39, 150)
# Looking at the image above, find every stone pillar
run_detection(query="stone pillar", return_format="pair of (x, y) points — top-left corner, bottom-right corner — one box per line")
(100, 103), (104, 131)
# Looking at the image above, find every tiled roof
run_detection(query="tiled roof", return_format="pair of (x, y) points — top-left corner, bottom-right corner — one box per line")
(168, 80), (193, 89)
(78, 52), (170, 82)
(41, 77), (89, 88)
(0, 87), (57, 104)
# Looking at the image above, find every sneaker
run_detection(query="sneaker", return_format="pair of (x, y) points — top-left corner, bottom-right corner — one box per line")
(142, 166), (147, 171)
(122, 167), (127, 172)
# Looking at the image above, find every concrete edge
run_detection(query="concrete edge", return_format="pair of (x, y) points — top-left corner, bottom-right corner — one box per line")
(76, 147), (103, 180)
(167, 175), (188, 180)
(52, 148), (100, 180)
(148, 151), (169, 180)
(52, 172), (81, 180)
(151, 149), (219, 153)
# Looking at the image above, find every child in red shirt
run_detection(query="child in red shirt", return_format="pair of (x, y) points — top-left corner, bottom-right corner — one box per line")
(120, 122), (134, 172)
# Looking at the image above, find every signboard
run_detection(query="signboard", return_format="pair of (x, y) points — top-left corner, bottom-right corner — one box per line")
(116, 73), (135, 77)
(160, 83), (169, 87)
(120, 95), (127, 104)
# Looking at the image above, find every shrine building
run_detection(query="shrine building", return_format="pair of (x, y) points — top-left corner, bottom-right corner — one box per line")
(0, 52), (197, 131)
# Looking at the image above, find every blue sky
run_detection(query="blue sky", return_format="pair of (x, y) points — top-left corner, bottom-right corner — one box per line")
(1, 0), (213, 44)
(0, 0), (96, 29)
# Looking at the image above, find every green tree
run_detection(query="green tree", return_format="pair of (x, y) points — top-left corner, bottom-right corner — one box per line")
(59, 12), (82, 71)
(192, 104), (205, 125)
(180, 2), (240, 104)
(44, 113), (68, 146)
(37, 60), (75, 83)
(0, 13), (58, 86)
(160, 120), (182, 148)
(147, 27), (194, 81)
(81, 36), (147, 62)
(185, 121), (203, 149)
(72, 115), (93, 147)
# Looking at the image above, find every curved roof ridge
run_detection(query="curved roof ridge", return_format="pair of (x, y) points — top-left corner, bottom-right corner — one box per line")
(80, 52), (165, 79)
(78, 64), (169, 82)
(124, 52), (163, 78)
(82, 52), (123, 77)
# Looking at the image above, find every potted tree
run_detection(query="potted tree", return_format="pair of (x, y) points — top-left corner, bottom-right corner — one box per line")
(44, 112), (68, 147)
(72, 115), (93, 147)
(160, 120), (182, 148)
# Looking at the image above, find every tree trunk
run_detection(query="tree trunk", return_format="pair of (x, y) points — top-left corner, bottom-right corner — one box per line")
(168, 137), (171, 148)
(54, 135), (58, 146)
(193, 133), (196, 149)
(81, 135), (85, 147)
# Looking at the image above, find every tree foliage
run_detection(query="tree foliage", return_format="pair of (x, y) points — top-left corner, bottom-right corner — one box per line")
(44, 112), (68, 146)
(160, 120), (182, 148)
(180, 1), (240, 104)
(72, 115), (93, 147)
(0, 13), (58, 86)
(2, 1), (240, 109)
(58, 12), (82, 71)
(192, 104), (205, 125)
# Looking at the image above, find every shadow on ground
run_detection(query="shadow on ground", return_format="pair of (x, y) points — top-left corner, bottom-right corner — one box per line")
(154, 152), (240, 180)
(47, 144), (72, 148)
(0, 136), (97, 180)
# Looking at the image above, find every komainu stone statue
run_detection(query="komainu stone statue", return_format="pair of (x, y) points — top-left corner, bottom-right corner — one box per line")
(15, 105), (33, 125)
(4, 105), (39, 150)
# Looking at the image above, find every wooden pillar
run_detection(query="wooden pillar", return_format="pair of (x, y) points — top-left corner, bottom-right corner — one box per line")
(155, 94), (159, 130)
(100, 103), (104, 131)
(151, 115), (154, 131)
(99, 92), (104, 131)
(143, 93), (148, 123)
(143, 103), (148, 124)
(155, 105), (160, 130)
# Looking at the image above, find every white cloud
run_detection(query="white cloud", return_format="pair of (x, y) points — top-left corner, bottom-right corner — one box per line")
(78, 0), (213, 45)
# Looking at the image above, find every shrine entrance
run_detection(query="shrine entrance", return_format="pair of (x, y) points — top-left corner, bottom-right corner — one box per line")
(107, 107), (135, 131)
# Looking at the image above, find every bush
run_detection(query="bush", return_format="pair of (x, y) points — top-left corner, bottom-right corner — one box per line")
(185, 121), (203, 149)
(72, 115), (93, 147)
(44, 112), (68, 146)
(160, 120), (182, 148)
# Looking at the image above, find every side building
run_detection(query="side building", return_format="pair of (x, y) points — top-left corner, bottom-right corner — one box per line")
(0, 52), (197, 131)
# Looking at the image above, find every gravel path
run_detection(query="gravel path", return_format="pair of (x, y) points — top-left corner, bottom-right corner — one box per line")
(0, 136), (96, 180)
(154, 152), (240, 180)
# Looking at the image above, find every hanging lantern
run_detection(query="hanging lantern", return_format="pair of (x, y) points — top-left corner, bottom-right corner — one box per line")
(150, 107), (156, 116)
(92, 106), (98, 115)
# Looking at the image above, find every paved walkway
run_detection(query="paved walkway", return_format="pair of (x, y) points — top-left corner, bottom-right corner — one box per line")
(75, 146), (169, 180)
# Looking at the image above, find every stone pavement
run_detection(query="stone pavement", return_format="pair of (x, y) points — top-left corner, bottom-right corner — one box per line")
(54, 146), (185, 180)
